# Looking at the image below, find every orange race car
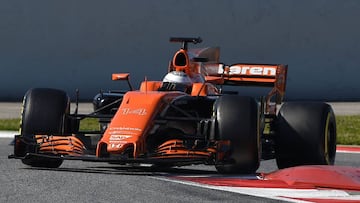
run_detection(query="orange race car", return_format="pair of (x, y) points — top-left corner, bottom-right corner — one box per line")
(9, 37), (337, 174)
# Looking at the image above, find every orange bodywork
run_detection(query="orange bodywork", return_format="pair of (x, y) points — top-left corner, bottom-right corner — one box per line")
(96, 91), (186, 158)
(112, 73), (130, 81)
(172, 49), (191, 75)
(139, 81), (162, 92)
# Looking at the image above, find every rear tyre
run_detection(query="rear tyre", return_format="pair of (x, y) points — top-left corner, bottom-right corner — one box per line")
(214, 96), (260, 174)
(20, 88), (70, 168)
(275, 102), (336, 169)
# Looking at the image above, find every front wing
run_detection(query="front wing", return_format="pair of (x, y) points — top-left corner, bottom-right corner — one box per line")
(9, 135), (222, 166)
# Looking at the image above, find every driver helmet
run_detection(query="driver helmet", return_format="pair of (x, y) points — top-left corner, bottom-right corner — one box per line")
(162, 71), (193, 86)
(161, 71), (193, 92)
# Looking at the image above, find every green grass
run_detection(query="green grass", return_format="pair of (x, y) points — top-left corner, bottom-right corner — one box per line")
(0, 119), (20, 131)
(336, 115), (360, 145)
(1, 116), (359, 145)
(78, 118), (100, 131)
(0, 118), (100, 132)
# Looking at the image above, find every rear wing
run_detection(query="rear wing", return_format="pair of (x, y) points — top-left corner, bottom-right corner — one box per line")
(202, 63), (288, 104)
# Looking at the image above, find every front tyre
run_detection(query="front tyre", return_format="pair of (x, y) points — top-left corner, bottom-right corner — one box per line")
(214, 96), (260, 174)
(275, 102), (337, 169)
(20, 88), (70, 168)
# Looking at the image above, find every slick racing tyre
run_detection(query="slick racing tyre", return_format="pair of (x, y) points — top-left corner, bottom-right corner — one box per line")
(275, 102), (337, 169)
(20, 88), (70, 168)
(214, 96), (260, 174)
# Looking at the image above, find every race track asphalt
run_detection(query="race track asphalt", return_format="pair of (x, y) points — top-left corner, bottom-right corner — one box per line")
(1, 137), (360, 203)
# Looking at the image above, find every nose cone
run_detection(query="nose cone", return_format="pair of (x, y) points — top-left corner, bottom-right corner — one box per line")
(96, 91), (186, 158)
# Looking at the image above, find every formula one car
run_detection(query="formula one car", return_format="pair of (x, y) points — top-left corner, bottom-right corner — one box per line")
(9, 37), (337, 174)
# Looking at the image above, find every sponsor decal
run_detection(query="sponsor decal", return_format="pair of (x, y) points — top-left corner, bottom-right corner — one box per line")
(109, 131), (137, 135)
(121, 108), (147, 115)
(109, 135), (132, 141)
(218, 65), (277, 76)
(109, 127), (142, 132)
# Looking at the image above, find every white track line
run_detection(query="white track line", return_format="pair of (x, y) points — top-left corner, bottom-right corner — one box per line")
(153, 176), (360, 203)
(336, 149), (360, 154)
(0, 131), (17, 138)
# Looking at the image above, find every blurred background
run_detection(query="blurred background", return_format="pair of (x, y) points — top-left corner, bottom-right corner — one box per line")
(0, 0), (359, 101)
